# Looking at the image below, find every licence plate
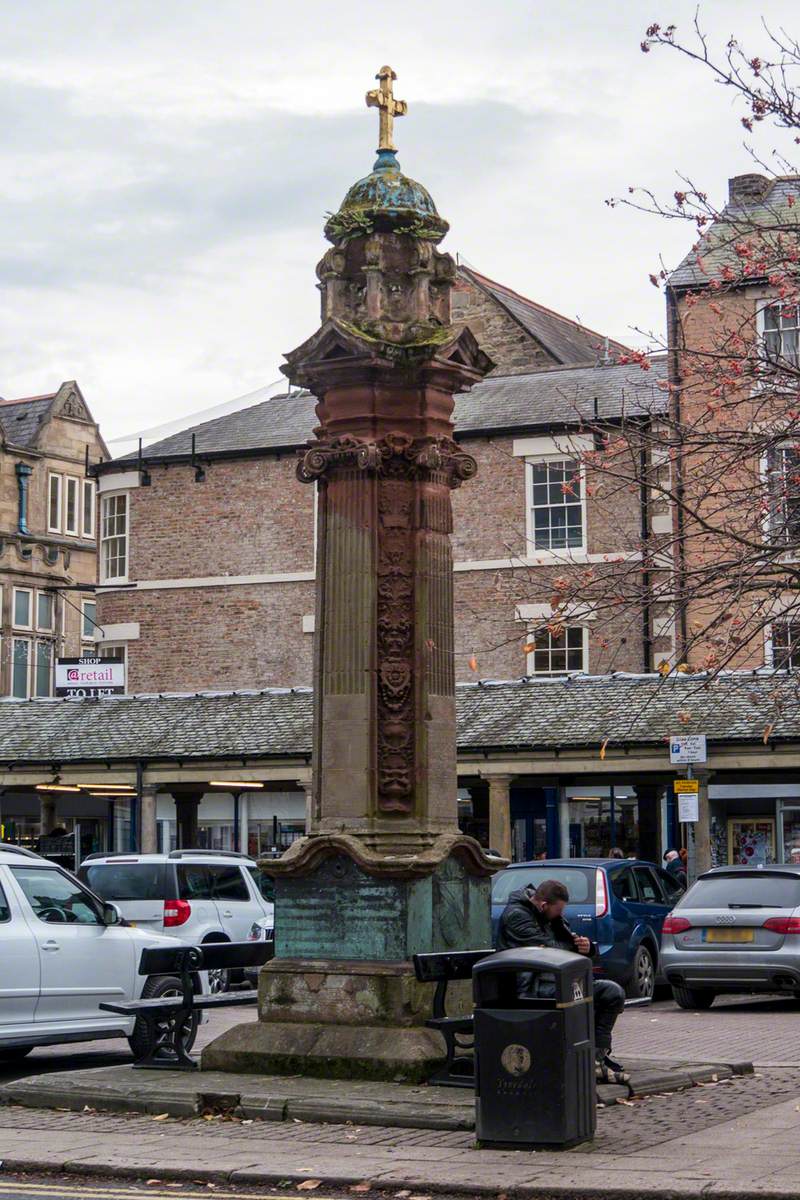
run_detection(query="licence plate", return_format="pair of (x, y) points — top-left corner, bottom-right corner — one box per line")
(703, 927), (754, 943)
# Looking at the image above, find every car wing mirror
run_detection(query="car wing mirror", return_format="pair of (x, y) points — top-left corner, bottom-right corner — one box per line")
(103, 902), (123, 926)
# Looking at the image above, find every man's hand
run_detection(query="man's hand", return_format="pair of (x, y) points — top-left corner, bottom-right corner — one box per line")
(572, 934), (591, 955)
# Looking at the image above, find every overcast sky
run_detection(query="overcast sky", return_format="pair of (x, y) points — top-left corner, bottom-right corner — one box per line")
(0, 0), (796, 438)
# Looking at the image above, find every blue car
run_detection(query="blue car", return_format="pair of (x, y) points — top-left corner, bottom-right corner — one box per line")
(491, 858), (685, 998)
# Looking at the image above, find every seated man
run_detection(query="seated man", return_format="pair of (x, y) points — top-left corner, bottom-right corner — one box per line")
(497, 878), (628, 1083)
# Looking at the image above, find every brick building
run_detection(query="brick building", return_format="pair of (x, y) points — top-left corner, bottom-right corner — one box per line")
(94, 268), (657, 694)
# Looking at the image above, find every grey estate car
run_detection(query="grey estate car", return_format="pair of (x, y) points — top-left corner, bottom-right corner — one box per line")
(660, 865), (800, 1009)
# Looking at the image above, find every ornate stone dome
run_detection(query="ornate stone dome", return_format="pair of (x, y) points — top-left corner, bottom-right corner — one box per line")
(324, 150), (449, 244)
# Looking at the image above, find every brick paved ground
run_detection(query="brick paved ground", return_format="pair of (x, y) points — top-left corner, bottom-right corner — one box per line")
(615, 993), (800, 1068)
(1, 1069), (800, 1196)
(7, 990), (797, 1087)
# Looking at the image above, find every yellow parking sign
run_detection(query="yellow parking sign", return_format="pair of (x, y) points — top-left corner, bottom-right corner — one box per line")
(674, 779), (699, 794)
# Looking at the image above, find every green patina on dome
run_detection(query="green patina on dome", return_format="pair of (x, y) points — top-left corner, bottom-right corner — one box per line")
(325, 149), (449, 244)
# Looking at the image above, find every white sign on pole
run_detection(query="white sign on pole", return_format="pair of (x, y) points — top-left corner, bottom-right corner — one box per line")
(669, 734), (707, 765)
(678, 793), (700, 822)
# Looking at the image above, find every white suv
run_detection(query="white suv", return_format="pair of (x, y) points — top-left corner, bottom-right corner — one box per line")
(0, 843), (201, 1064)
(79, 850), (275, 992)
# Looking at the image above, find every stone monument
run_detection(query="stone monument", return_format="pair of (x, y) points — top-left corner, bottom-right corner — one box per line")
(204, 66), (499, 1082)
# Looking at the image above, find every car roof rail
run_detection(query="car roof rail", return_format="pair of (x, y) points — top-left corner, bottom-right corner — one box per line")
(81, 852), (109, 862)
(0, 842), (41, 859)
(167, 849), (251, 860)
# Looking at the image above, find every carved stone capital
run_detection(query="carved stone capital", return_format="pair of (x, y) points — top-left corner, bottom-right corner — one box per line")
(262, 830), (506, 880)
(296, 431), (477, 488)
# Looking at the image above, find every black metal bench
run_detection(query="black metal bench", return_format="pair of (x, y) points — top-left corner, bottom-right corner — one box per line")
(412, 949), (494, 1087)
(414, 949), (652, 1087)
(100, 940), (272, 1070)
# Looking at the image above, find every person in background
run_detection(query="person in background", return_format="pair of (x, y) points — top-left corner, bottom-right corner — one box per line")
(497, 878), (628, 1084)
(608, 847), (625, 859)
(535, 850), (547, 861)
(664, 849), (687, 887)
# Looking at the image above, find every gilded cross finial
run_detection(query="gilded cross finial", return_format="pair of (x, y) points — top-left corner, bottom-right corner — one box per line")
(366, 65), (407, 153)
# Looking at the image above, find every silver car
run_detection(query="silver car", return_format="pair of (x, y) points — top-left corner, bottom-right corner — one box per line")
(660, 864), (800, 1009)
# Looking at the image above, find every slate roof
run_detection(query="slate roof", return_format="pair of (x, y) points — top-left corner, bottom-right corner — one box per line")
(669, 176), (800, 290)
(109, 360), (667, 466)
(0, 393), (57, 448)
(0, 673), (797, 764)
(460, 267), (630, 364)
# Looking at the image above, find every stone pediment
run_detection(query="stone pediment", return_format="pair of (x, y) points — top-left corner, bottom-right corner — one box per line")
(55, 383), (92, 424)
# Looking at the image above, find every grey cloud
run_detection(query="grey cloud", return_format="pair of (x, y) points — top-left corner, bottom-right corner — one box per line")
(0, 77), (554, 290)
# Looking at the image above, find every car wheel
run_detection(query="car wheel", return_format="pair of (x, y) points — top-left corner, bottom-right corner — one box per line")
(128, 975), (199, 1060)
(207, 966), (230, 994)
(0, 1045), (34, 1063)
(672, 984), (715, 1010)
(626, 944), (656, 1000)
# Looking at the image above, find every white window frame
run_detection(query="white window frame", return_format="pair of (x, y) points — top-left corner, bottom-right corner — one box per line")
(64, 475), (80, 536)
(758, 299), (800, 368)
(33, 640), (53, 698)
(97, 641), (127, 672)
(47, 473), (62, 535)
(35, 590), (54, 632)
(525, 623), (588, 677)
(11, 637), (31, 698)
(81, 597), (98, 642)
(82, 478), (96, 540)
(525, 456), (587, 555)
(769, 618), (800, 671)
(100, 491), (129, 585)
(12, 587), (32, 631)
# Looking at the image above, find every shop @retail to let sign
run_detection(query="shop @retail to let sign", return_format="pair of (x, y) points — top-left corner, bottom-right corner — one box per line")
(55, 656), (125, 698)
(669, 733), (707, 765)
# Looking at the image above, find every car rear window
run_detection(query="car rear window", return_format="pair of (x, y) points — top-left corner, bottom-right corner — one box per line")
(492, 866), (592, 906)
(684, 873), (800, 909)
(83, 863), (167, 901)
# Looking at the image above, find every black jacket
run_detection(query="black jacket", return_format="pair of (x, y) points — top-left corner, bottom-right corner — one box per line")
(497, 887), (597, 957)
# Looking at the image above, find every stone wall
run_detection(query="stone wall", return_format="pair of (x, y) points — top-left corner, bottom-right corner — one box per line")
(451, 273), (556, 375)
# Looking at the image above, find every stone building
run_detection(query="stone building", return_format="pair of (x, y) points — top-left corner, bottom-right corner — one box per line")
(0, 380), (107, 848)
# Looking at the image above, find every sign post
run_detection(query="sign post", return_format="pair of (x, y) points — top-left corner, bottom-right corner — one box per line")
(670, 734), (708, 884)
(55, 657), (125, 699)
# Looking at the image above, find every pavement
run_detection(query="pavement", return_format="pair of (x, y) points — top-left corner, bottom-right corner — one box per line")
(1, 996), (800, 1198)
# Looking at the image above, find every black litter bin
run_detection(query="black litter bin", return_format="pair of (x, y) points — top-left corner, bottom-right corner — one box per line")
(473, 947), (595, 1150)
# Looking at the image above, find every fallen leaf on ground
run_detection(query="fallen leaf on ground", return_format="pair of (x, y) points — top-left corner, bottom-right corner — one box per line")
(297, 1182), (322, 1191)
(145, 1181), (162, 1187)
(350, 1186), (371, 1193)
(151, 1113), (170, 1121)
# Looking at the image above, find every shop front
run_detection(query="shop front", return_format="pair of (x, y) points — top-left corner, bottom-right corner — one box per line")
(709, 784), (800, 867)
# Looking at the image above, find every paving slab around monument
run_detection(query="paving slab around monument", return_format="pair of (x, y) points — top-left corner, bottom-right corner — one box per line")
(0, 1056), (753, 1130)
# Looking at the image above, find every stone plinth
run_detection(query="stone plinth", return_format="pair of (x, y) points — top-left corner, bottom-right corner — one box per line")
(203, 846), (490, 1080)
